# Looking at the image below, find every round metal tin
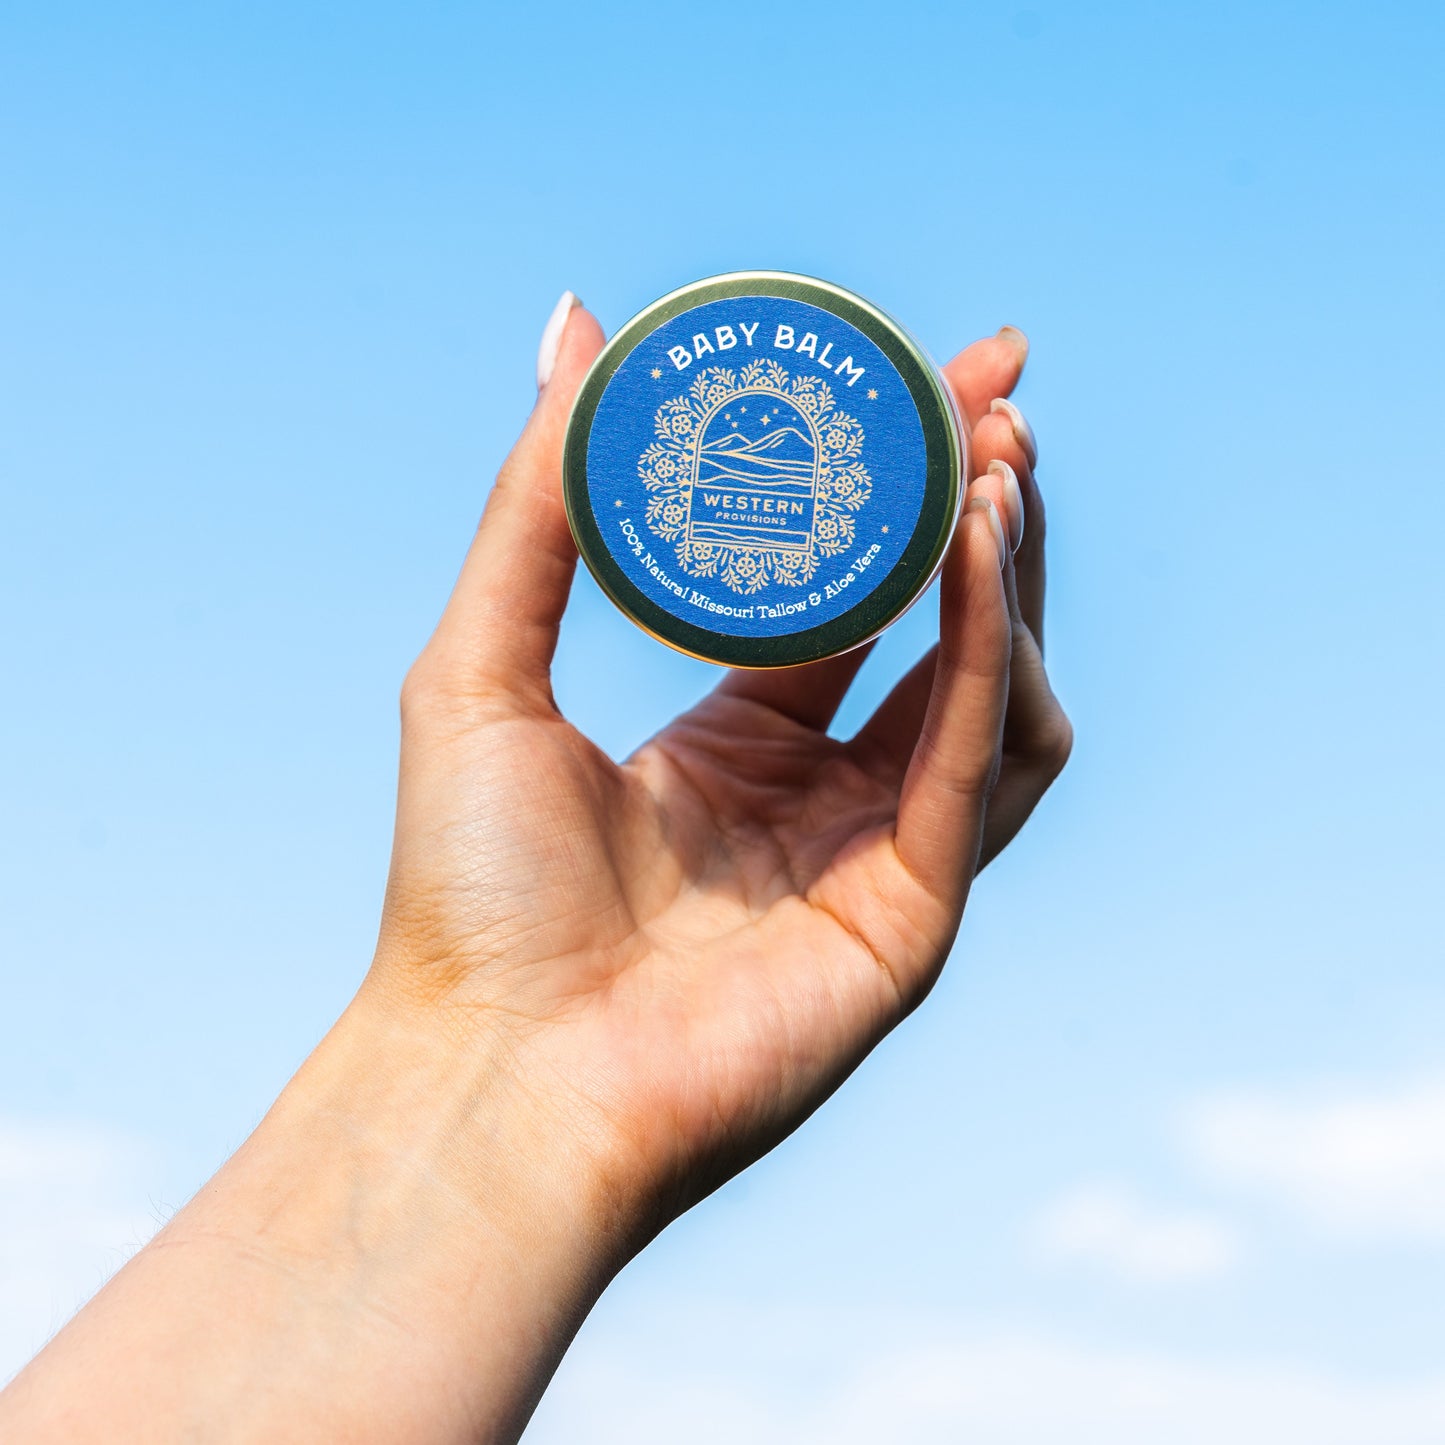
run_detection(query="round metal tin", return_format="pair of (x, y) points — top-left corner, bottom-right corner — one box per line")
(563, 271), (964, 669)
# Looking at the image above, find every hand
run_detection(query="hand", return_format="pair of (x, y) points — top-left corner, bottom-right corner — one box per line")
(371, 302), (1072, 1226)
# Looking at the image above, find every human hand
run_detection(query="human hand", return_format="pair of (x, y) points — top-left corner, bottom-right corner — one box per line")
(369, 299), (1072, 1233)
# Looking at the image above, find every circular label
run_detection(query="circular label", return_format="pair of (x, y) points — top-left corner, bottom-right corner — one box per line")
(583, 295), (928, 642)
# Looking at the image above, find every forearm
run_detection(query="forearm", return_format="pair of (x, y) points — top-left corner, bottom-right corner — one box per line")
(0, 987), (631, 1445)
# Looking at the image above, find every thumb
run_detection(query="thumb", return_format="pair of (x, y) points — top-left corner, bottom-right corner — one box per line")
(420, 293), (606, 712)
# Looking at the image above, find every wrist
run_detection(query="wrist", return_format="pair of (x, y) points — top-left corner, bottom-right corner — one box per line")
(242, 978), (633, 1276)
(163, 982), (639, 1442)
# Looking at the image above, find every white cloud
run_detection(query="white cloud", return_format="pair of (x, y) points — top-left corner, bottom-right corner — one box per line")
(1186, 1074), (1445, 1240)
(0, 1118), (161, 1384)
(525, 1301), (1445, 1445)
(1027, 1180), (1239, 1282)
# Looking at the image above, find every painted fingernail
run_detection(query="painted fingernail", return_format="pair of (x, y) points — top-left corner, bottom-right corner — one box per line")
(536, 290), (581, 390)
(997, 324), (1030, 363)
(989, 396), (1038, 468)
(967, 496), (1007, 568)
(987, 459), (1025, 552)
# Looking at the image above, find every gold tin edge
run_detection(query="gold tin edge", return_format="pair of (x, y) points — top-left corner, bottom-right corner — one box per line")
(564, 271), (965, 669)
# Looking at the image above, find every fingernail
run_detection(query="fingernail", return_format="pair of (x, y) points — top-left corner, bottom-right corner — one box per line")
(997, 324), (1030, 363)
(536, 290), (580, 390)
(989, 396), (1038, 468)
(987, 459), (1026, 553)
(967, 496), (1007, 568)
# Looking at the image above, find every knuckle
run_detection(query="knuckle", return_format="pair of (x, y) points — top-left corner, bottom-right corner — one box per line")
(1038, 708), (1074, 776)
(920, 719), (1002, 804)
(402, 647), (540, 731)
(1024, 484), (1047, 540)
(970, 411), (1026, 475)
(487, 453), (535, 516)
(400, 652), (452, 723)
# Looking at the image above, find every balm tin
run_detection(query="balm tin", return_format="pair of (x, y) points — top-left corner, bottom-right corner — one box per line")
(563, 271), (965, 668)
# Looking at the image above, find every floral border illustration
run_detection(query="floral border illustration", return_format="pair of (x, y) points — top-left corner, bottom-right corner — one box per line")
(638, 360), (871, 596)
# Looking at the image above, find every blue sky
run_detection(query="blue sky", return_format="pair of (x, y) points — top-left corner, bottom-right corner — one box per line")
(3, 0), (1444, 1435)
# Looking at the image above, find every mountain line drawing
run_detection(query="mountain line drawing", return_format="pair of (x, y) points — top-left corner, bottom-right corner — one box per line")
(702, 426), (814, 461)
(697, 425), (817, 488)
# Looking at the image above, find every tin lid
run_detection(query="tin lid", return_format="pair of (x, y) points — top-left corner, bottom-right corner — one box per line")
(563, 271), (964, 669)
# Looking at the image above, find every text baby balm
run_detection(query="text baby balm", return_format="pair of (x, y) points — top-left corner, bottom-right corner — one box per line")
(563, 272), (966, 669)
(663, 319), (869, 391)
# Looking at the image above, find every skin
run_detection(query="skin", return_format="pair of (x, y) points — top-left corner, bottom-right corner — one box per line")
(0, 305), (1070, 1444)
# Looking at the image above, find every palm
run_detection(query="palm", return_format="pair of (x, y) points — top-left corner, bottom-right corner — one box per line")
(387, 678), (971, 1207)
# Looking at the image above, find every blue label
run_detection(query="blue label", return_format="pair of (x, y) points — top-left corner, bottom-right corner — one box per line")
(586, 295), (928, 639)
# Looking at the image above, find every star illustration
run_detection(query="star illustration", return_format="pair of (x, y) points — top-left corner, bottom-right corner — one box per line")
(740, 405), (747, 413)
(866, 388), (878, 400)
(651, 367), (662, 379)
(615, 500), (622, 507)
(881, 525), (890, 534)
(760, 414), (771, 426)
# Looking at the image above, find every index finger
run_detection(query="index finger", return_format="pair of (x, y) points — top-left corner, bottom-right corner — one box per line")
(892, 499), (1013, 911)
